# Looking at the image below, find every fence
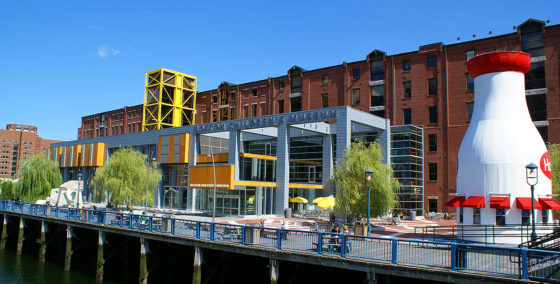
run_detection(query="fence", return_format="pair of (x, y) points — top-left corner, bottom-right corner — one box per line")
(1, 200), (559, 281)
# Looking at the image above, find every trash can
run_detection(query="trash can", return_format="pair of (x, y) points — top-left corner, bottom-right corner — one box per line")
(284, 208), (292, 218)
(410, 210), (416, 221)
(245, 227), (261, 244)
(354, 221), (367, 236)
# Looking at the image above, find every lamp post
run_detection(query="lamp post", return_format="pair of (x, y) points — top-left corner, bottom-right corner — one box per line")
(145, 156), (156, 211)
(526, 163), (539, 243)
(77, 172), (82, 208)
(365, 169), (373, 235)
(208, 142), (217, 223)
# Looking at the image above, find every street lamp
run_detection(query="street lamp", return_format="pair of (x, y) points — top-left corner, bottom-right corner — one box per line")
(208, 141), (217, 223)
(77, 172), (82, 208)
(145, 156), (156, 211)
(526, 163), (538, 243)
(365, 169), (373, 235)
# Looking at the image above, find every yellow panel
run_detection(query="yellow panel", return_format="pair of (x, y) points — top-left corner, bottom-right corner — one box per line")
(83, 144), (91, 167)
(57, 147), (62, 166)
(72, 145), (82, 167)
(188, 165), (234, 189)
(234, 181), (277, 187)
(239, 152), (277, 161)
(288, 184), (324, 189)
(92, 143), (105, 167)
(179, 133), (189, 163)
(196, 153), (229, 163)
(168, 135), (174, 164)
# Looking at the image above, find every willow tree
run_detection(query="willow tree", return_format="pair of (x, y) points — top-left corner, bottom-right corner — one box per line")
(548, 144), (560, 218)
(91, 147), (161, 207)
(333, 140), (399, 219)
(14, 154), (62, 202)
(0, 180), (15, 200)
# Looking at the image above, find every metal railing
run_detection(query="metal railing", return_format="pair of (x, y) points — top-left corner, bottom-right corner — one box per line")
(1, 200), (559, 282)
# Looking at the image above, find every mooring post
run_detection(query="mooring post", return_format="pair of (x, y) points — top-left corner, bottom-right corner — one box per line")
(96, 231), (104, 281)
(38, 221), (47, 262)
(269, 258), (279, 284)
(64, 225), (72, 271)
(367, 271), (377, 284)
(192, 246), (202, 284)
(16, 217), (24, 256)
(0, 215), (7, 250)
(139, 237), (148, 284)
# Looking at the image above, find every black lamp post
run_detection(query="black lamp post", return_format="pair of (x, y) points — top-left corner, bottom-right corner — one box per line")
(78, 172), (82, 208)
(365, 169), (373, 235)
(526, 163), (538, 243)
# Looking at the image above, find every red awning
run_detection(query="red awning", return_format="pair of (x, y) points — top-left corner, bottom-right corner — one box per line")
(445, 196), (465, 207)
(463, 196), (485, 208)
(516, 197), (542, 210)
(490, 196), (510, 209)
(539, 198), (560, 210)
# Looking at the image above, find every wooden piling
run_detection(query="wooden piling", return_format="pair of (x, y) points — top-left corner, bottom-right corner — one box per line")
(0, 215), (7, 250)
(193, 246), (202, 284)
(270, 258), (279, 284)
(38, 221), (46, 262)
(96, 231), (104, 281)
(64, 225), (72, 271)
(16, 217), (24, 256)
(139, 237), (148, 284)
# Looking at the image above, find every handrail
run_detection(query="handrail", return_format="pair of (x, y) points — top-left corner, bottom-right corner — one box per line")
(1, 200), (560, 282)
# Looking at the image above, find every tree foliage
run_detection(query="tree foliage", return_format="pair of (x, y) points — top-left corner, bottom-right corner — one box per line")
(14, 154), (62, 202)
(0, 180), (15, 200)
(333, 140), (399, 218)
(91, 147), (161, 207)
(549, 144), (560, 197)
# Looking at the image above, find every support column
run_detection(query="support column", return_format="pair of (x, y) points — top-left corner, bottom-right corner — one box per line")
(335, 108), (351, 167)
(16, 217), (24, 256)
(38, 221), (47, 262)
(192, 246), (202, 284)
(274, 122), (290, 215)
(0, 215), (7, 250)
(139, 237), (148, 284)
(96, 231), (104, 281)
(366, 271), (377, 284)
(322, 134), (333, 196)
(189, 132), (199, 211)
(64, 225), (72, 271)
(229, 129), (240, 181)
(269, 258), (279, 284)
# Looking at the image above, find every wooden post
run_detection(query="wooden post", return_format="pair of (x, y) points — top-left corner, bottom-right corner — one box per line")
(270, 258), (279, 284)
(96, 231), (104, 281)
(64, 225), (72, 271)
(367, 271), (377, 284)
(139, 237), (148, 284)
(192, 246), (202, 284)
(16, 217), (24, 256)
(0, 215), (7, 250)
(38, 221), (47, 262)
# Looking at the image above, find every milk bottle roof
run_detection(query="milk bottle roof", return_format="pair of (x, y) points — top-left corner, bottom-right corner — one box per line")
(466, 51), (531, 78)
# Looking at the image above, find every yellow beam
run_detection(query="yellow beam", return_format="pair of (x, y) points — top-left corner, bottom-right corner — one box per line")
(234, 181), (277, 187)
(289, 184), (324, 189)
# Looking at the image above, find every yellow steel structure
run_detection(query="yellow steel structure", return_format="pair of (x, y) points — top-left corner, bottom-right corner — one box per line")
(143, 68), (197, 131)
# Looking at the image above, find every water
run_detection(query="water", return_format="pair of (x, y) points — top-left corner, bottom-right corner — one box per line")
(0, 249), (115, 284)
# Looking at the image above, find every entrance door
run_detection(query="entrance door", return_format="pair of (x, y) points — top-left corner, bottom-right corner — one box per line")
(428, 198), (438, 213)
(211, 194), (241, 216)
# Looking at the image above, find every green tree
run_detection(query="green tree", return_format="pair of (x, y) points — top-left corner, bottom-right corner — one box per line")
(14, 155), (63, 202)
(333, 140), (399, 218)
(0, 180), (15, 200)
(91, 147), (161, 207)
(548, 144), (560, 196)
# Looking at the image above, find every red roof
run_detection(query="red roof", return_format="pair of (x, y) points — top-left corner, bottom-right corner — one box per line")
(466, 51), (531, 78)
(445, 196), (465, 207)
(462, 196), (485, 208)
(539, 198), (560, 210)
(489, 196), (510, 209)
(516, 197), (542, 210)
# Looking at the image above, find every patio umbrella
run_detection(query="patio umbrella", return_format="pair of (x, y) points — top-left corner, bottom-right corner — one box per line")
(316, 196), (336, 209)
(289, 196), (309, 203)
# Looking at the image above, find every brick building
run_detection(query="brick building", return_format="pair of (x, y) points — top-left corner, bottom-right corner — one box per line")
(78, 105), (143, 140)
(0, 124), (62, 179)
(77, 19), (559, 213)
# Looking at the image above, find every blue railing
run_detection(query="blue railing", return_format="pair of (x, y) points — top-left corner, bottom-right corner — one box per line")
(1, 200), (559, 281)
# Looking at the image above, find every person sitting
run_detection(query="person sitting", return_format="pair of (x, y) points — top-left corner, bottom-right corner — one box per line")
(342, 225), (352, 253)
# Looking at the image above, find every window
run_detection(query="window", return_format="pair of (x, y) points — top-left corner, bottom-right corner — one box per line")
(428, 199), (438, 213)
(428, 78), (437, 95)
(371, 85), (385, 107)
(212, 94), (218, 104)
(278, 99), (284, 113)
(496, 209), (506, 226)
(543, 209), (549, 224)
(467, 102), (474, 121)
(352, 68), (360, 79)
(251, 88), (258, 97)
(291, 96), (302, 112)
(279, 82), (285, 92)
(428, 162), (437, 180)
(403, 81), (411, 99)
(230, 91), (236, 101)
(466, 74), (474, 91)
(322, 93), (328, 108)
(466, 50), (475, 61)
(473, 208), (481, 224)
(251, 103), (257, 117)
(260, 102), (266, 116)
(427, 56), (437, 67)
(428, 134), (437, 152)
(291, 70), (302, 93)
(230, 107), (236, 119)
(525, 61), (546, 90)
(352, 89), (360, 104)
(403, 108), (411, 124)
(322, 74), (328, 85)
(428, 106), (438, 124)
(403, 60), (411, 71)
(522, 210), (530, 225)
(371, 60), (384, 81)
(212, 110), (217, 122)
(459, 208), (463, 223)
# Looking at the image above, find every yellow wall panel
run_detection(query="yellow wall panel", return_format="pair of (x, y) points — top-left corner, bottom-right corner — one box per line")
(188, 165), (234, 189)
(72, 145), (82, 167)
(92, 143), (105, 167)
(179, 133), (189, 163)
(196, 153), (229, 163)
(168, 135), (174, 164)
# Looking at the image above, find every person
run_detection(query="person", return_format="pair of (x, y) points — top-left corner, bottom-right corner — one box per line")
(329, 225), (341, 252)
(141, 211), (148, 225)
(342, 225), (350, 234)
(342, 225), (352, 253)
(259, 218), (265, 227)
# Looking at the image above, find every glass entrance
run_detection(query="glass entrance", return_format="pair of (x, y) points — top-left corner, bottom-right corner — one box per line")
(209, 193), (240, 215)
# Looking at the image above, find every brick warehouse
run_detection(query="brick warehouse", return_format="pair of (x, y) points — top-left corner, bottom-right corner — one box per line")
(0, 124), (61, 179)
(77, 19), (559, 214)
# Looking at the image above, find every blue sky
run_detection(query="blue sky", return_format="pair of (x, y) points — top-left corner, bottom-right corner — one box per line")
(0, 0), (558, 141)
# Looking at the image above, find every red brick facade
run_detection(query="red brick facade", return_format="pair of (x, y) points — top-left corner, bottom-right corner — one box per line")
(78, 105), (143, 140)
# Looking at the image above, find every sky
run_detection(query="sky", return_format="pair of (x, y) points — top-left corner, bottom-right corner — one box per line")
(0, 0), (558, 141)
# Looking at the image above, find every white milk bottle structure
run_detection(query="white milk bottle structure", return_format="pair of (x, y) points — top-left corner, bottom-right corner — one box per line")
(454, 51), (556, 243)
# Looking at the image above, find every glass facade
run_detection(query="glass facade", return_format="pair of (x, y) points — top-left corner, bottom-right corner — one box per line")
(391, 125), (423, 215)
(161, 164), (189, 209)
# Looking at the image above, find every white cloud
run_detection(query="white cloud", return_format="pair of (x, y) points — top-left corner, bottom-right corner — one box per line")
(97, 45), (121, 59)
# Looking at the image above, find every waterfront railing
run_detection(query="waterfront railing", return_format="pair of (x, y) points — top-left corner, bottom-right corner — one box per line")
(1, 200), (559, 281)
